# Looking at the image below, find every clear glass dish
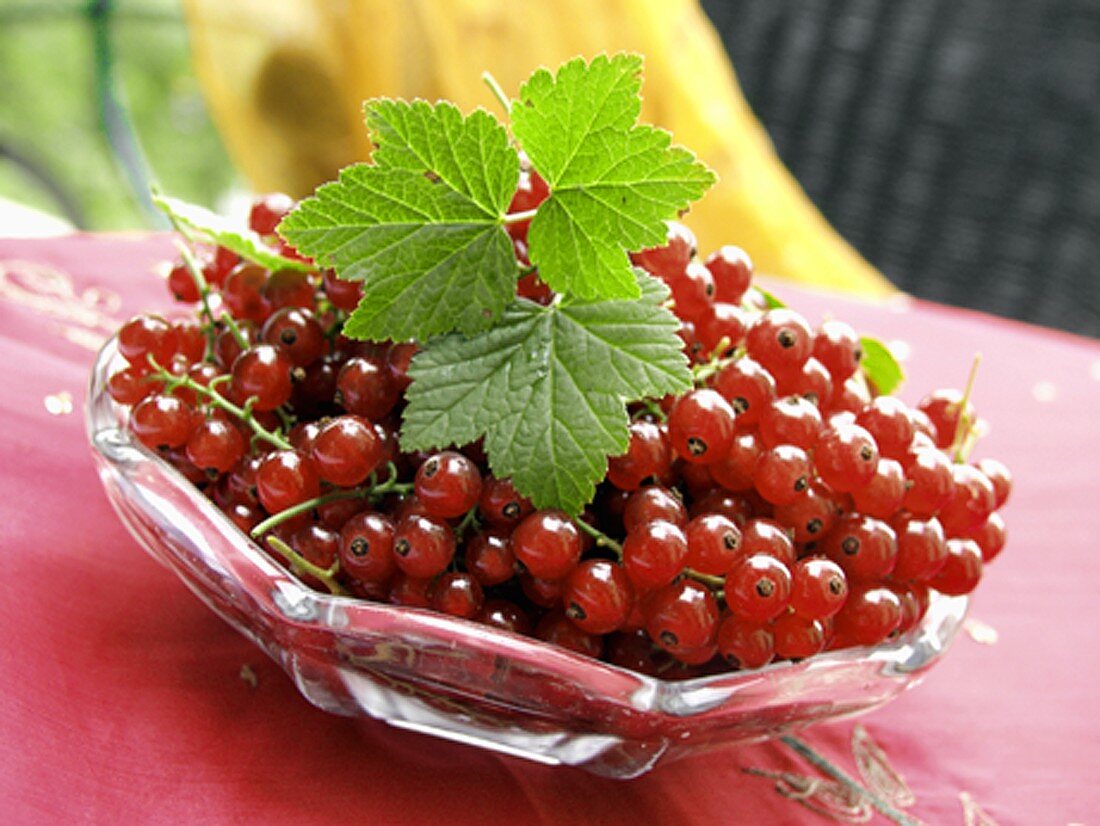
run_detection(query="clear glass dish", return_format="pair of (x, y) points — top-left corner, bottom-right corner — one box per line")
(87, 337), (969, 779)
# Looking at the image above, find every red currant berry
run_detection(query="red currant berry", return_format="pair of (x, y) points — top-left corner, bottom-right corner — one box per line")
(623, 486), (687, 532)
(477, 476), (533, 529)
(255, 450), (320, 514)
(823, 514), (897, 582)
(753, 444), (812, 505)
(429, 572), (484, 619)
(772, 613), (828, 660)
(724, 554), (792, 623)
(856, 396), (915, 461)
(745, 309), (814, 375)
(310, 416), (384, 487)
(535, 611), (603, 659)
(789, 557), (848, 619)
(850, 458), (906, 519)
(477, 599), (532, 635)
(938, 464), (997, 536)
(185, 415), (246, 474)
(710, 430), (764, 492)
(758, 395), (823, 449)
(118, 314), (178, 367)
(812, 320), (862, 382)
(668, 389), (737, 464)
(563, 559), (633, 635)
(705, 245), (753, 304)
(832, 584), (902, 647)
(928, 538), (984, 595)
(773, 481), (840, 544)
(465, 530), (516, 586)
(891, 515), (948, 582)
(511, 510), (582, 581)
(918, 389), (975, 450)
(645, 579), (719, 656)
(392, 514), (456, 579)
(740, 518), (797, 567)
(713, 357), (776, 428)
(261, 307), (325, 367)
(129, 394), (196, 449)
(630, 220), (696, 280)
(607, 420), (673, 490)
(902, 448), (955, 517)
(231, 344), (294, 411)
(684, 513), (743, 575)
(414, 451), (482, 519)
(248, 192), (295, 235)
(622, 519), (689, 591)
(321, 268), (363, 312)
(717, 614), (774, 669)
(814, 422), (880, 492)
(976, 457), (1012, 508)
(335, 356), (400, 421)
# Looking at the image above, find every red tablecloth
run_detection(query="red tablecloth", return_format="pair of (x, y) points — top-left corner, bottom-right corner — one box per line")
(2, 235), (1098, 825)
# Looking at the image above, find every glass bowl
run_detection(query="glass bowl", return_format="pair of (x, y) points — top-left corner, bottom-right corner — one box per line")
(87, 336), (969, 779)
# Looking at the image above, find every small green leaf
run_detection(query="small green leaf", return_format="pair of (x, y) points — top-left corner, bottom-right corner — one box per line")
(401, 272), (691, 514)
(153, 193), (311, 272)
(755, 287), (787, 309)
(511, 54), (716, 300)
(860, 336), (905, 395)
(278, 100), (520, 341)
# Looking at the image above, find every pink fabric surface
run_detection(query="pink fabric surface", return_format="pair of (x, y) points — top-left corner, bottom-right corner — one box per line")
(2, 234), (1098, 824)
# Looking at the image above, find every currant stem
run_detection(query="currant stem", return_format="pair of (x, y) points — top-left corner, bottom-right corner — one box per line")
(249, 463), (415, 539)
(777, 735), (920, 826)
(692, 345), (746, 385)
(171, 237), (217, 354)
(633, 398), (667, 422)
(454, 505), (480, 540)
(574, 518), (623, 558)
(951, 352), (982, 463)
(149, 360), (293, 451)
(220, 311), (249, 350)
(684, 568), (725, 589)
(264, 535), (347, 596)
(481, 70), (512, 116)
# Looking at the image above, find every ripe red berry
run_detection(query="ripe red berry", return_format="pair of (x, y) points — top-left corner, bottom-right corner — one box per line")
(772, 613), (828, 660)
(928, 538), (984, 595)
(668, 389), (737, 464)
(822, 514), (898, 582)
(814, 422), (880, 493)
(713, 357), (776, 428)
(129, 394), (195, 449)
(339, 512), (397, 584)
(511, 510), (582, 581)
(310, 416), (383, 487)
(717, 614), (774, 669)
(789, 557), (849, 619)
(724, 554), (792, 623)
(745, 309), (814, 374)
(563, 559), (633, 635)
(684, 513), (743, 575)
(645, 579), (719, 657)
(231, 344), (294, 411)
(429, 572), (484, 619)
(118, 313), (178, 367)
(249, 192), (295, 235)
(392, 514), (456, 579)
(477, 476), (533, 529)
(812, 320), (862, 382)
(705, 245), (753, 304)
(832, 584), (902, 647)
(465, 530), (516, 586)
(255, 450), (321, 514)
(753, 444), (812, 505)
(623, 486), (687, 532)
(622, 519), (689, 591)
(414, 451), (482, 519)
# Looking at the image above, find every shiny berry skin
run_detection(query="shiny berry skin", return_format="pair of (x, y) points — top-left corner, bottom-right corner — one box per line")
(261, 307), (325, 367)
(255, 450), (321, 514)
(388, 574), (433, 608)
(185, 415), (246, 474)
(772, 613), (828, 660)
(167, 261), (201, 302)
(976, 457), (1012, 508)
(622, 519), (689, 591)
(230, 344), (294, 411)
(713, 357), (776, 428)
(477, 599), (532, 636)
(477, 476), (533, 529)
(684, 513), (743, 575)
(689, 489), (753, 525)
(710, 430), (763, 492)
(339, 512), (397, 584)
(414, 451), (482, 519)
(623, 486), (687, 532)
(812, 320), (862, 382)
(966, 511), (1007, 563)
(697, 302), (749, 354)
(563, 560), (633, 635)
(724, 554), (792, 623)
(108, 364), (161, 406)
(918, 389), (975, 449)
(607, 420), (673, 490)
(850, 458), (906, 519)
(668, 260), (716, 320)
(335, 357), (400, 421)
(118, 314), (177, 367)
(773, 481), (840, 544)
(322, 268), (363, 312)
(790, 557), (848, 619)
(705, 245), (753, 304)
(775, 356), (833, 408)
(891, 515), (948, 582)
(310, 416), (383, 487)
(814, 422), (880, 492)
(465, 531), (516, 586)
(832, 584), (902, 647)
(745, 309), (814, 374)
(511, 510), (582, 581)
(856, 396), (915, 461)
(203, 245), (239, 287)
(213, 319), (257, 370)
(645, 580), (719, 657)
(717, 615), (774, 668)
(630, 220), (696, 280)
(505, 167), (550, 241)
(262, 269), (315, 310)
(902, 448), (954, 518)
(753, 444), (812, 505)
(519, 572), (567, 608)
(392, 514), (456, 579)
(758, 395), (823, 449)
(928, 538), (984, 595)
(129, 394), (195, 449)
(248, 192), (295, 235)
(429, 572), (484, 619)
(740, 518), (797, 567)
(222, 263), (271, 324)
(668, 389), (737, 464)
(823, 514), (898, 582)
(938, 464), (997, 536)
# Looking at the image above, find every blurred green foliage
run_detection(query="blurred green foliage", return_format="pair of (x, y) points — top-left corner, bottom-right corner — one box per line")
(0, 0), (236, 230)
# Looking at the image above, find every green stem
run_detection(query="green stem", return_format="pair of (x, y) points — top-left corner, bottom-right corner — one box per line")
(172, 237), (217, 336)
(454, 506), (480, 541)
(481, 70), (512, 116)
(951, 353), (982, 463)
(264, 535), (347, 596)
(684, 568), (725, 589)
(692, 346), (745, 385)
(219, 311), (249, 350)
(633, 398), (667, 422)
(778, 735), (920, 826)
(151, 361), (293, 451)
(574, 518), (623, 558)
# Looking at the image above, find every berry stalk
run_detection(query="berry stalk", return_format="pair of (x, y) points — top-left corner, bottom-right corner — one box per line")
(264, 535), (347, 596)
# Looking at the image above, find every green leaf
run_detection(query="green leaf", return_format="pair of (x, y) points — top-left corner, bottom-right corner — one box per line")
(152, 193), (311, 272)
(278, 101), (519, 341)
(859, 336), (905, 395)
(401, 272), (691, 514)
(755, 286), (787, 309)
(511, 54), (716, 300)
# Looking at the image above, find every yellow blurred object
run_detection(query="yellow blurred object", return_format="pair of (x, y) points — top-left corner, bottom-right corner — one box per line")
(183, 0), (895, 297)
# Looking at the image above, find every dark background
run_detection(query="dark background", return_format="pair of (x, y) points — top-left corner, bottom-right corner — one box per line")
(702, 0), (1100, 338)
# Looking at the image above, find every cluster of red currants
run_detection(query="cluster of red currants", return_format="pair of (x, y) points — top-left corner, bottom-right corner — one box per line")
(106, 190), (1010, 679)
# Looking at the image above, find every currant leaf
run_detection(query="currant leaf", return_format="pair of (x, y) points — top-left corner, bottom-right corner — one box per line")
(860, 336), (905, 395)
(401, 272), (692, 514)
(152, 193), (311, 273)
(278, 101), (519, 341)
(511, 54), (716, 300)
